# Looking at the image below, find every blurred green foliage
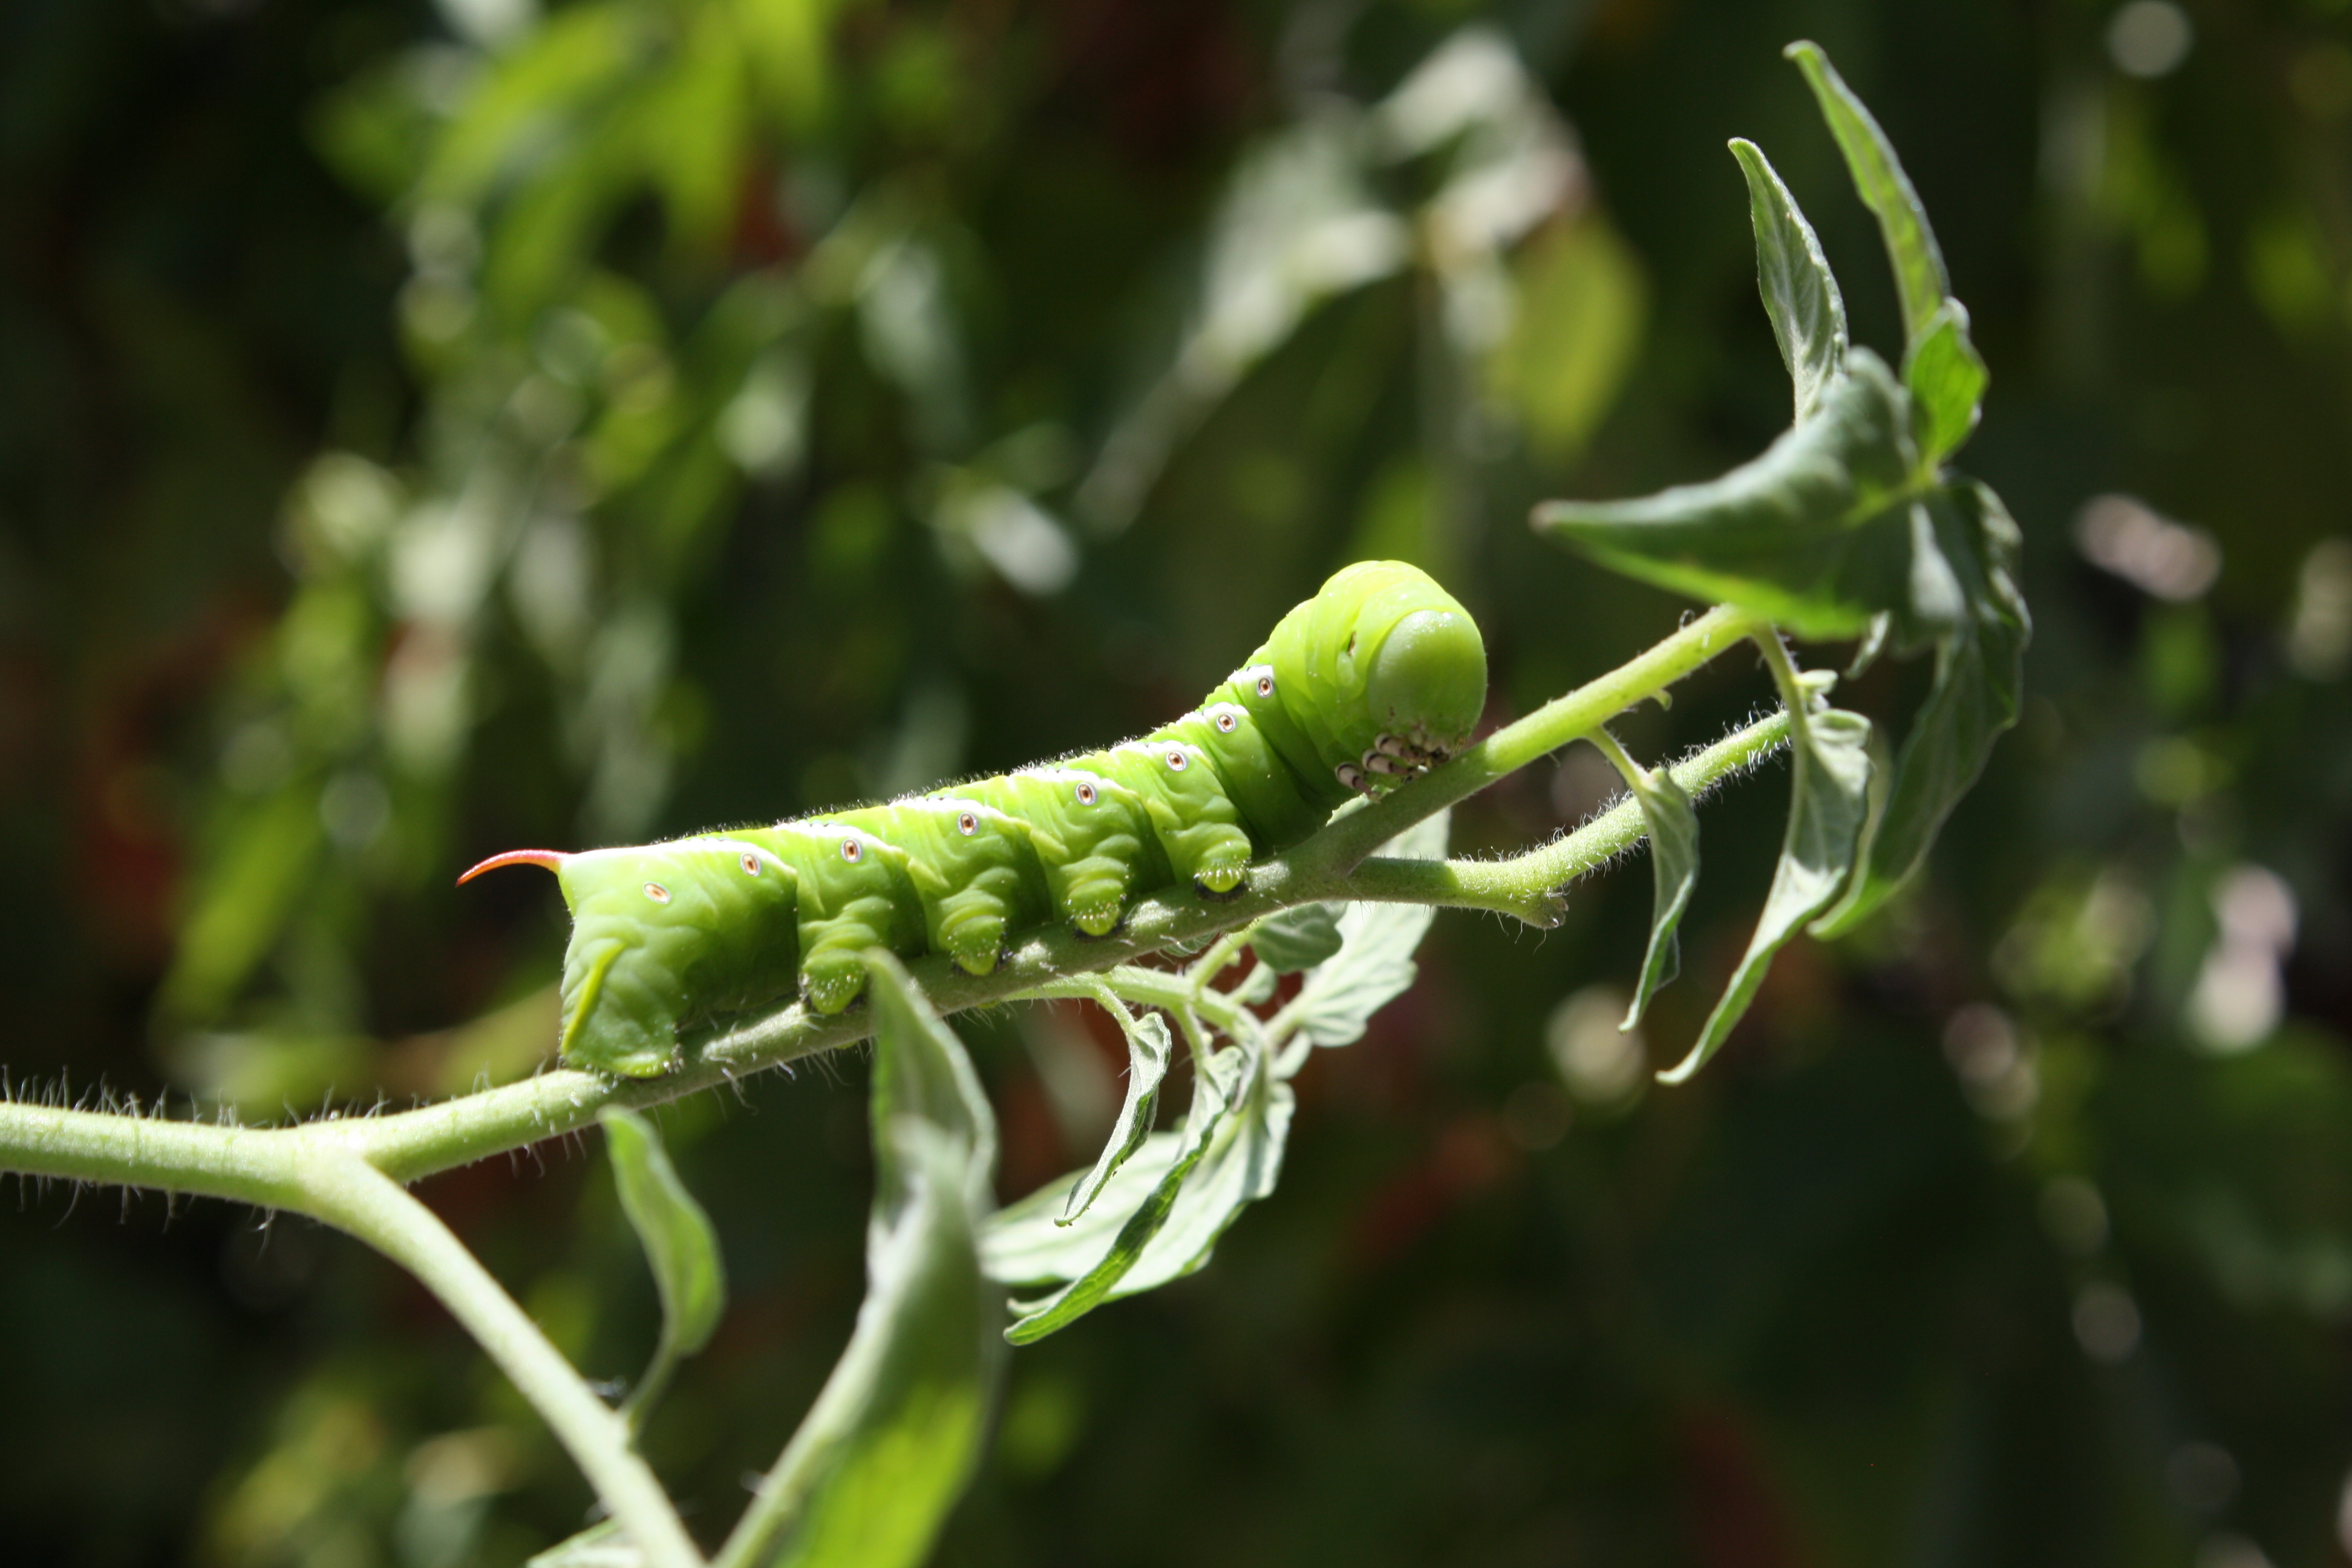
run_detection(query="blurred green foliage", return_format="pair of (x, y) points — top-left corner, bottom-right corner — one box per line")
(4, 0), (2352, 1564)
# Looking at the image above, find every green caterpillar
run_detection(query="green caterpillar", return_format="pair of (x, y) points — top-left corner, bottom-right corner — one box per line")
(463, 561), (1486, 1078)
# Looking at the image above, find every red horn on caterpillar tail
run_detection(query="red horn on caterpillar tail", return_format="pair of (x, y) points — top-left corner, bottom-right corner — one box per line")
(457, 849), (570, 886)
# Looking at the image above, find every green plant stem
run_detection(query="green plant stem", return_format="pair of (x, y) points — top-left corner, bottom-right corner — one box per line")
(1079, 976), (1145, 1038)
(1183, 929), (1253, 999)
(1167, 1002), (1217, 1067)
(1335, 705), (1792, 923)
(299, 1154), (707, 1568)
(1753, 627), (1814, 736)
(0, 1112), (702, 1563)
(0, 1099), (310, 1208)
(1025, 970), (1256, 1047)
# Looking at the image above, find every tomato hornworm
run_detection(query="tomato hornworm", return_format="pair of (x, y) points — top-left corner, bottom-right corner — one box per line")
(462, 561), (1486, 1077)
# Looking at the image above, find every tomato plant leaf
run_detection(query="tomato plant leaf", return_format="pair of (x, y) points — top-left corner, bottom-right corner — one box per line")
(986, 1047), (1299, 1322)
(1905, 301), (1988, 468)
(1001, 1047), (1246, 1344)
(598, 1105), (727, 1429)
(1814, 481), (2027, 936)
(1622, 763), (1700, 1029)
(1785, 40), (1950, 346)
(1534, 352), (1957, 641)
(724, 952), (1000, 1568)
(982, 1134), (1187, 1288)
(1109, 1058), (1294, 1299)
(1249, 903), (1345, 973)
(1731, 137), (1846, 422)
(1659, 705), (1873, 1083)
(1059, 1010), (1171, 1225)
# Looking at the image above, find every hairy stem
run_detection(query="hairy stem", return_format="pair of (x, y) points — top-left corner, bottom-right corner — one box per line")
(1342, 706), (1794, 923)
(1024, 968), (1257, 1041)
(0, 1108), (703, 1561)
(1753, 627), (1814, 736)
(1182, 929), (1253, 999)
(0, 1099), (310, 1209)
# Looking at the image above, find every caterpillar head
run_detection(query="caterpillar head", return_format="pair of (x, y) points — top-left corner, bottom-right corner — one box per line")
(1259, 561), (1486, 795)
(460, 840), (791, 1079)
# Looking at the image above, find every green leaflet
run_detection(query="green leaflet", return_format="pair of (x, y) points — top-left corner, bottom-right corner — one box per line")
(1001, 1047), (1247, 1344)
(1846, 611), (1893, 678)
(1814, 482), (2027, 936)
(1533, 353), (1955, 642)
(1905, 301), (1990, 468)
(985, 1042), (1299, 1346)
(1537, 51), (1988, 650)
(1249, 903), (1345, 973)
(1620, 763), (1699, 1030)
(1278, 808), (1452, 1050)
(1730, 137), (1846, 423)
(1659, 703), (1873, 1085)
(717, 953), (998, 1568)
(598, 1106), (727, 1431)
(1785, 41), (1950, 346)
(1783, 41), (1986, 469)
(1109, 1060), (1293, 1299)
(1059, 999), (1171, 1224)
(982, 1134), (1188, 1287)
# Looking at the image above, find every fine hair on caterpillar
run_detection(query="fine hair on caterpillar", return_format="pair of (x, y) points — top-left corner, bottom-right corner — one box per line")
(460, 561), (1488, 1078)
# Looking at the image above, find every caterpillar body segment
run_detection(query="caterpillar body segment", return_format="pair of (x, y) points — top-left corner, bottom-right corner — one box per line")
(969, 768), (1166, 937)
(1098, 739), (1256, 895)
(739, 823), (926, 1017)
(535, 838), (802, 1080)
(463, 562), (1487, 1077)
(1151, 703), (1327, 852)
(852, 797), (1053, 978)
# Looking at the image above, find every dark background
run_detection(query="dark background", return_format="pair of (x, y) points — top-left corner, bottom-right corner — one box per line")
(4, 0), (2351, 1563)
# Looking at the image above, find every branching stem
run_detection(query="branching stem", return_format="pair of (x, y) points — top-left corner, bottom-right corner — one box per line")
(0, 602), (1781, 1552)
(0, 608), (1778, 1200)
(1183, 929), (1254, 1001)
